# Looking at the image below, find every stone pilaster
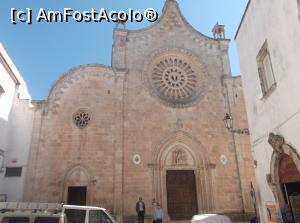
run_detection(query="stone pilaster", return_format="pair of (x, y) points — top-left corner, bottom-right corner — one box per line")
(219, 40), (232, 75)
(113, 70), (127, 223)
(112, 29), (128, 70)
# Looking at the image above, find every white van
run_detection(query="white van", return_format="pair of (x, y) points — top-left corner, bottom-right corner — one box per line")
(0, 202), (116, 223)
(63, 205), (115, 223)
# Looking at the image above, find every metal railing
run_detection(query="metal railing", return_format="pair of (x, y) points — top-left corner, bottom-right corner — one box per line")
(0, 202), (63, 213)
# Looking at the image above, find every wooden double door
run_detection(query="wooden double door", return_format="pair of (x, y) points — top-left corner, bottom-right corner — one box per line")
(67, 186), (87, 206)
(166, 170), (198, 220)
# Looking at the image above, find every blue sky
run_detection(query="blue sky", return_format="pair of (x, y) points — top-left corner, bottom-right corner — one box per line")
(0, 0), (248, 100)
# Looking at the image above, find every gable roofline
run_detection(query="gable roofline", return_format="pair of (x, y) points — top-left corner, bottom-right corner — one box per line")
(126, 0), (230, 42)
(234, 0), (251, 40)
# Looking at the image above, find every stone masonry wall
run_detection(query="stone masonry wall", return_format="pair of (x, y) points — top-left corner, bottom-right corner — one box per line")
(25, 1), (255, 222)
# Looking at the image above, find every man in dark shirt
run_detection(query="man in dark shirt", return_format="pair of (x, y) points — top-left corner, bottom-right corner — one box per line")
(136, 197), (146, 223)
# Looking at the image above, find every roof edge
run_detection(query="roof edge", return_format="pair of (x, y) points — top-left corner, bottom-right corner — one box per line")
(0, 43), (20, 85)
(46, 64), (113, 101)
(234, 0), (251, 40)
(126, 0), (230, 43)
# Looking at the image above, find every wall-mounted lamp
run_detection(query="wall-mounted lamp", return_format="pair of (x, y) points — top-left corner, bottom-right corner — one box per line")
(223, 113), (250, 135)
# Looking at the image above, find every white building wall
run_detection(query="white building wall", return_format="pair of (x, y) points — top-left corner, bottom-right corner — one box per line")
(0, 62), (16, 150)
(0, 43), (34, 201)
(236, 0), (300, 222)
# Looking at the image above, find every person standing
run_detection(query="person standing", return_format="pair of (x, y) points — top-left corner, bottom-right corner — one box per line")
(136, 197), (146, 223)
(153, 202), (163, 223)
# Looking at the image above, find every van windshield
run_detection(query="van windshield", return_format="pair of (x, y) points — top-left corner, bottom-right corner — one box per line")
(65, 209), (86, 223)
(89, 210), (115, 223)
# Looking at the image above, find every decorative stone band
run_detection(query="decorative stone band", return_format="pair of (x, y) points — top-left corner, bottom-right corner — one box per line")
(230, 128), (250, 135)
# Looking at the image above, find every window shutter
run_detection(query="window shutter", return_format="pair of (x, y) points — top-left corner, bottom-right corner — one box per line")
(5, 167), (22, 177)
(258, 67), (266, 95)
(298, 0), (300, 20)
(263, 54), (275, 89)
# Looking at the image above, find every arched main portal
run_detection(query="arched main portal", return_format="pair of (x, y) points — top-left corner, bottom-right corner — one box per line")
(62, 164), (94, 205)
(152, 131), (214, 221)
(267, 133), (300, 223)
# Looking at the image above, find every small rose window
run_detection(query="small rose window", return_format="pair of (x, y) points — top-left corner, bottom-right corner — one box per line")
(73, 110), (91, 129)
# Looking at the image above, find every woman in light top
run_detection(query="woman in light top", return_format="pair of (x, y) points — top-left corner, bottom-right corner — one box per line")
(153, 202), (163, 223)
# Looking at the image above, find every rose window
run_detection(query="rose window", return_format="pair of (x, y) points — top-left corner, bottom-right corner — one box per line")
(144, 49), (205, 108)
(73, 110), (91, 129)
(152, 58), (198, 101)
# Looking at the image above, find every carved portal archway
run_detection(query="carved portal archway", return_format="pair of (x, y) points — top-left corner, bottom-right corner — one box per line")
(267, 133), (300, 208)
(62, 164), (95, 204)
(152, 131), (214, 217)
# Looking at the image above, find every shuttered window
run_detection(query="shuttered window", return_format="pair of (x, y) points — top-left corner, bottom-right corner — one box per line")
(298, 0), (300, 20)
(257, 41), (276, 96)
(5, 167), (22, 177)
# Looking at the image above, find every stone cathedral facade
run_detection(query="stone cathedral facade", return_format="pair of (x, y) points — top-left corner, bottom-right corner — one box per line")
(24, 0), (255, 222)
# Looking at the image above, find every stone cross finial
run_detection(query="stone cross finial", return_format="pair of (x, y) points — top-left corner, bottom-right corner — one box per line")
(212, 23), (225, 39)
(114, 15), (126, 29)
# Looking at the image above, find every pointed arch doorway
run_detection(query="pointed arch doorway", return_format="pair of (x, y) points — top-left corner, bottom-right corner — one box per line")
(268, 133), (300, 223)
(152, 131), (214, 221)
(62, 165), (93, 206)
(278, 155), (300, 223)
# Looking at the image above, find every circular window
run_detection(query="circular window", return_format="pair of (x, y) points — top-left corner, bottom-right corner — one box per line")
(152, 58), (197, 100)
(143, 49), (205, 108)
(73, 110), (91, 129)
